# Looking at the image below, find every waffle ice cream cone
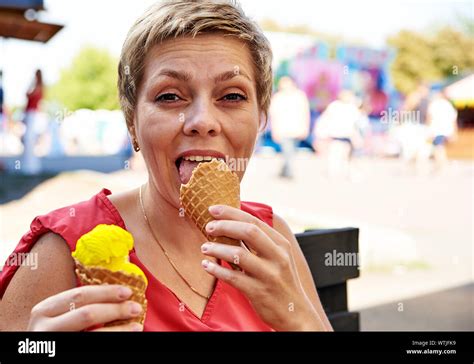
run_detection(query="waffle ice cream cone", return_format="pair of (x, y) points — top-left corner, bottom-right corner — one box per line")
(180, 159), (241, 247)
(74, 261), (147, 326)
(72, 224), (148, 327)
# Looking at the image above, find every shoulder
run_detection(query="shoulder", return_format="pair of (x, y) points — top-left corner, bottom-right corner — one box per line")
(272, 213), (310, 282)
(272, 213), (290, 233)
(272, 213), (298, 247)
(29, 232), (75, 282)
(271, 213), (330, 328)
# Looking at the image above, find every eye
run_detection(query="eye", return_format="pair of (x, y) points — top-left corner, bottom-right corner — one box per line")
(221, 93), (247, 102)
(155, 93), (181, 103)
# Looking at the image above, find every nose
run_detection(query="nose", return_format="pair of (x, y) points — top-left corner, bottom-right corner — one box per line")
(183, 98), (221, 137)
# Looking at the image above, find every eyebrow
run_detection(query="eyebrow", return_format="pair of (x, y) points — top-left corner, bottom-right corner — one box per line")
(214, 70), (252, 84)
(155, 68), (252, 84)
(157, 69), (192, 82)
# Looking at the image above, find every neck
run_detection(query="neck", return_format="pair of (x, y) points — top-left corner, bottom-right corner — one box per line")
(141, 181), (206, 256)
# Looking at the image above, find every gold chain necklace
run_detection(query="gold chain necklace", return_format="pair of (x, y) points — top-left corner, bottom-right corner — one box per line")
(138, 184), (210, 300)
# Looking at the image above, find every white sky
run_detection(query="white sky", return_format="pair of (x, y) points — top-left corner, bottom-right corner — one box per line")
(1, 0), (472, 106)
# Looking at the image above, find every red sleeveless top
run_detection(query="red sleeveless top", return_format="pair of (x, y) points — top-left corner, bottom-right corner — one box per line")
(0, 189), (274, 331)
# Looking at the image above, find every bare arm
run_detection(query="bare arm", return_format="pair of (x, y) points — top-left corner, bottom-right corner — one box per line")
(0, 233), (76, 331)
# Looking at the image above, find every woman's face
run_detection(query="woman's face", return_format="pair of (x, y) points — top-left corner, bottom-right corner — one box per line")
(133, 34), (261, 209)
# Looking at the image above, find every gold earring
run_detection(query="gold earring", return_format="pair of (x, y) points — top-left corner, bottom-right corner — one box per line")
(133, 140), (140, 152)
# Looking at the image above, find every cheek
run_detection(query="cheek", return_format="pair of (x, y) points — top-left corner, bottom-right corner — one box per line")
(228, 111), (259, 154)
(223, 110), (259, 182)
(136, 103), (180, 161)
(237, 126), (258, 156)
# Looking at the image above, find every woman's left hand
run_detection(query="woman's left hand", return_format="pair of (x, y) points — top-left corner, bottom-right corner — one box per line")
(201, 205), (327, 331)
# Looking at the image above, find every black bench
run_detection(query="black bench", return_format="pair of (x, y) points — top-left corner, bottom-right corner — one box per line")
(296, 227), (360, 331)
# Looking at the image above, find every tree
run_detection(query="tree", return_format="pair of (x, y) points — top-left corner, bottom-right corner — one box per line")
(388, 30), (440, 94)
(388, 27), (474, 95)
(432, 27), (474, 77)
(48, 46), (120, 111)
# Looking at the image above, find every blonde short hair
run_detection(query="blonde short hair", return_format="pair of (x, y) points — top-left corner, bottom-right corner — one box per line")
(118, 0), (273, 129)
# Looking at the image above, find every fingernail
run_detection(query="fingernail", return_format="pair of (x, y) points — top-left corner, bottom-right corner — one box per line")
(118, 287), (132, 299)
(209, 205), (223, 215)
(130, 302), (142, 315)
(206, 222), (215, 232)
(202, 259), (209, 269)
(131, 323), (143, 332)
(201, 243), (210, 252)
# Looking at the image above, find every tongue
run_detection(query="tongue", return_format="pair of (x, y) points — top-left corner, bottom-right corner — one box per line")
(179, 160), (201, 185)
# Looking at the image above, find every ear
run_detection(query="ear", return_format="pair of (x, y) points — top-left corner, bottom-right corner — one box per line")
(128, 115), (140, 152)
(258, 111), (268, 133)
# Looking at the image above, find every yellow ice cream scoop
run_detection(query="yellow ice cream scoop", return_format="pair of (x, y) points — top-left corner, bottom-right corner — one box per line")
(72, 224), (148, 327)
(72, 224), (147, 284)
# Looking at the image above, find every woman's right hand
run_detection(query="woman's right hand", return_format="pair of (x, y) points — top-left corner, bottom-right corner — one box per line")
(27, 285), (143, 331)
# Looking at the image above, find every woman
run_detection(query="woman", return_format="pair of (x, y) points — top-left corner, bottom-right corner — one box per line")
(0, 0), (332, 332)
(21, 69), (44, 174)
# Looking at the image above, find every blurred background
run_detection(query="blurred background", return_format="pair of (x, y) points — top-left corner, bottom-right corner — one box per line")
(0, 0), (472, 330)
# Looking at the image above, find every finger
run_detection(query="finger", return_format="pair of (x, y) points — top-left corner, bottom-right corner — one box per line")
(202, 259), (255, 294)
(206, 219), (277, 258)
(92, 323), (143, 332)
(33, 285), (133, 317)
(42, 300), (143, 331)
(209, 205), (288, 248)
(201, 242), (267, 278)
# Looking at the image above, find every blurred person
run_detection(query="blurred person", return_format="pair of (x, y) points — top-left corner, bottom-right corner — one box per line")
(426, 91), (458, 172)
(365, 74), (388, 120)
(21, 69), (44, 174)
(269, 76), (310, 179)
(402, 82), (430, 124)
(397, 82), (432, 175)
(391, 121), (431, 176)
(314, 90), (364, 179)
(0, 1), (331, 332)
(354, 95), (370, 138)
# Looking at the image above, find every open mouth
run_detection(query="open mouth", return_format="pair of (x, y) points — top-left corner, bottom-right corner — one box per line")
(175, 155), (225, 185)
